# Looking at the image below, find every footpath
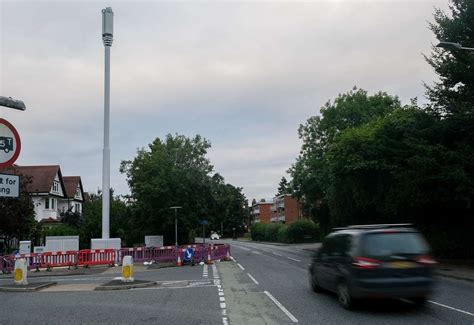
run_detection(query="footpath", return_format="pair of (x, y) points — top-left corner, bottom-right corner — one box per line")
(237, 239), (474, 282)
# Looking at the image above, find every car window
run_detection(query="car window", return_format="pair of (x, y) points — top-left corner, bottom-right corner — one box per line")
(361, 232), (429, 258)
(332, 234), (352, 256)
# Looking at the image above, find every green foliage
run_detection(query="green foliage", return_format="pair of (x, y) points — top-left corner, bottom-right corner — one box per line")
(276, 225), (288, 243)
(264, 223), (285, 242)
(80, 191), (133, 248)
(425, 0), (474, 116)
(276, 177), (289, 196)
(0, 174), (37, 253)
(250, 223), (266, 241)
(286, 220), (320, 244)
(120, 134), (247, 246)
(43, 224), (79, 237)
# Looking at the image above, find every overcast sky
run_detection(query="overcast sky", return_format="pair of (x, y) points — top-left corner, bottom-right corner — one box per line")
(1, 0), (447, 202)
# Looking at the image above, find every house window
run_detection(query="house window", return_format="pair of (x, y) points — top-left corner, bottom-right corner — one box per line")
(52, 181), (59, 193)
(51, 198), (56, 210)
(75, 203), (81, 213)
(45, 198), (49, 209)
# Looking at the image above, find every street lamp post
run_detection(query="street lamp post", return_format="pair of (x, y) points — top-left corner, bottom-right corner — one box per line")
(0, 97), (26, 111)
(170, 206), (182, 246)
(101, 7), (113, 239)
(437, 41), (474, 52)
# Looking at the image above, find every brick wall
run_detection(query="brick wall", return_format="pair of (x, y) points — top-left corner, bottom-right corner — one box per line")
(284, 196), (300, 225)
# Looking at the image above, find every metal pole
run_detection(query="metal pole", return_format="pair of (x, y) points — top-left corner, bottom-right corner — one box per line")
(102, 41), (111, 239)
(101, 8), (113, 239)
(175, 208), (178, 247)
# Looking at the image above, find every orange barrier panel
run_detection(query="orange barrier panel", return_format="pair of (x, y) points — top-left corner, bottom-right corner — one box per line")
(41, 251), (78, 270)
(77, 249), (116, 267)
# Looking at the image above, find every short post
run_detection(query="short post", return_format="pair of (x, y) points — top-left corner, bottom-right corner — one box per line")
(121, 256), (134, 283)
(14, 258), (28, 285)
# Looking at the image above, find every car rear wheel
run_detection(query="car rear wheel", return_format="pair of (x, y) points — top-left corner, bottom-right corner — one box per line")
(337, 282), (353, 309)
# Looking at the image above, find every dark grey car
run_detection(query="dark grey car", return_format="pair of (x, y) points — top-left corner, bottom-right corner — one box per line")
(309, 224), (436, 309)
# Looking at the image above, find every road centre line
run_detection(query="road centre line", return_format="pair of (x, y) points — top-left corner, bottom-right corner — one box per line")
(247, 273), (259, 285)
(237, 263), (245, 271)
(428, 300), (474, 317)
(272, 252), (282, 256)
(264, 291), (299, 323)
(287, 257), (301, 262)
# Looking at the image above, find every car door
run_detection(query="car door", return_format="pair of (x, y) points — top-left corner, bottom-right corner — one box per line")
(316, 236), (336, 290)
(327, 234), (353, 290)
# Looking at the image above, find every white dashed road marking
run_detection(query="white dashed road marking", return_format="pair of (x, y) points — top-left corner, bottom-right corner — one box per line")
(272, 252), (282, 256)
(247, 273), (259, 285)
(237, 263), (245, 271)
(264, 291), (299, 323)
(428, 300), (474, 317)
(287, 257), (301, 263)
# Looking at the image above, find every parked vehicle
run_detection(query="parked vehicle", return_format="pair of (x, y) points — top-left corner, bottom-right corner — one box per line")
(309, 224), (436, 309)
(210, 232), (220, 240)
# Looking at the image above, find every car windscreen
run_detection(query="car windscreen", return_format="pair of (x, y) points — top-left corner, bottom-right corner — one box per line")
(360, 232), (429, 259)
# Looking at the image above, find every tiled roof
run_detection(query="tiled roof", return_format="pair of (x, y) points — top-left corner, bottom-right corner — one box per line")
(0, 165), (61, 194)
(63, 176), (81, 199)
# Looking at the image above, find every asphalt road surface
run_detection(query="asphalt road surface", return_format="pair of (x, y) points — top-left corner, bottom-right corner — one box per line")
(1, 240), (473, 324)
(226, 239), (474, 324)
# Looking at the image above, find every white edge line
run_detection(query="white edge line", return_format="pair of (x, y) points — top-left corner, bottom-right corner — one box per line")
(428, 300), (474, 317)
(273, 252), (282, 256)
(264, 291), (298, 323)
(287, 257), (301, 262)
(237, 263), (245, 271)
(247, 273), (259, 285)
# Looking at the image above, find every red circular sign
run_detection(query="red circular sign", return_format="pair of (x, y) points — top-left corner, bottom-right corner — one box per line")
(0, 118), (21, 168)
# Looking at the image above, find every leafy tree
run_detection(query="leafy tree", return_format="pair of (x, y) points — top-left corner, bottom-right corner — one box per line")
(425, 0), (474, 116)
(0, 174), (36, 254)
(289, 88), (400, 232)
(276, 177), (289, 196)
(80, 190), (133, 248)
(120, 134), (247, 244)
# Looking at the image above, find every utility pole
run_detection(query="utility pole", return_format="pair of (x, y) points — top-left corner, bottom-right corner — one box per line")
(170, 206), (182, 246)
(101, 7), (113, 239)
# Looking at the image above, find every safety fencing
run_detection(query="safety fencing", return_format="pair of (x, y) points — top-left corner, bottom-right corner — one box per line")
(0, 244), (231, 273)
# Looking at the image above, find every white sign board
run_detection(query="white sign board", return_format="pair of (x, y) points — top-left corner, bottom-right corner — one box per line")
(91, 238), (121, 250)
(145, 236), (163, 247)
(0, 174), (19, 198)
(19, 241), (31, 254)
(45, 236), (79, 252)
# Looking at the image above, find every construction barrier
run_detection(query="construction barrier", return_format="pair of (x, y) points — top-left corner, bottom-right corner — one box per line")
(0, 243), (231, 272)
(41, 251), (78, 270)
(77, 249), (116, 267)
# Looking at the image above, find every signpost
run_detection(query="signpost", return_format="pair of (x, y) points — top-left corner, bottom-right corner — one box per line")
(0, 118), (21, 169)
(0, 173), (19, 198)
(200, 220), (209, 245)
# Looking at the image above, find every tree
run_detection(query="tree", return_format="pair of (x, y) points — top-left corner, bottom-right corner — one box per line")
(425, 0), (474, 116)
(80, 190), (133, 248)
(0, 174), (36, 254)
(289, 88), (400, 232)
(276, 177), (289, 196)
(120, 134), (247, 244)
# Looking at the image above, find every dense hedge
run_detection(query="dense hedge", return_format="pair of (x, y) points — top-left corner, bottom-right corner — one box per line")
(250, 220), (320, 243)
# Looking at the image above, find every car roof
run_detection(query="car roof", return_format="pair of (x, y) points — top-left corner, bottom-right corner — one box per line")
(329, 224), (418, 236)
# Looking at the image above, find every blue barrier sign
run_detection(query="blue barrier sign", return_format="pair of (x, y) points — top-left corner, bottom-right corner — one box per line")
(184, 247), (194, 262)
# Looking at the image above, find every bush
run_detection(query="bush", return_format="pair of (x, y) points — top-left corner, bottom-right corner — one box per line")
(250, 223), (266, 241)
(42, 224), (79, 237)
(286, 220), (320, 243)
(264, 223), (284, 242)
(277, 225), (288, 243)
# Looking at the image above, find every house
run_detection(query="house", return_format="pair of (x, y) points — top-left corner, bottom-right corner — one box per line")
(250, 198), (273, 224)
(271, 194), (301, 224)
(0, 165), (85, 222)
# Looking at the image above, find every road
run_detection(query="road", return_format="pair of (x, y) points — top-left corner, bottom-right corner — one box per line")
(225, 239), (474, 324)
(1, 240), (473, 324)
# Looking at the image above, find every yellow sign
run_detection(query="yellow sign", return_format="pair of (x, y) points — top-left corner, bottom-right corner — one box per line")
(14, 268), (23, 282)
(122, 265), (132, 279)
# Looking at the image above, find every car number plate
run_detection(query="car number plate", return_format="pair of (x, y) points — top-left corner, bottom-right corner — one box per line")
(390, 261), (416, 269)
